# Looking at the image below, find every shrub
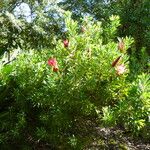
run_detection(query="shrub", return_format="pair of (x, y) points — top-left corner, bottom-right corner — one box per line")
(0, 12), (149, 148)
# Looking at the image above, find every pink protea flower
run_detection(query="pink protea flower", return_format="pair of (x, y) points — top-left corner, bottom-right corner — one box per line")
(48, 58), (59, 72)
(115, 64), (126, 75)
(63, 39), (69, 48)
(48, 58), (57, 67)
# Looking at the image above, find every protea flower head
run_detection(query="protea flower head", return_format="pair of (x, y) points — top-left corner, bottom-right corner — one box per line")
(48, 58), (59, 72)
(48, 58), (57, 67)
(63, 39), (69, 48)
(115, 64), (126, 75)
(117, 37), (125, 52)
(81, 26), (86, 32)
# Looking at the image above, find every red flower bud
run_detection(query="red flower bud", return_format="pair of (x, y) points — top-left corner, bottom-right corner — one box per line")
(53, 67), (59, 72)
(63, 39), (69, 48)
(112, 56), (121, 67)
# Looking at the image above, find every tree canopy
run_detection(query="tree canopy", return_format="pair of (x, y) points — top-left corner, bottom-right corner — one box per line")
(0, 0), (64, 56)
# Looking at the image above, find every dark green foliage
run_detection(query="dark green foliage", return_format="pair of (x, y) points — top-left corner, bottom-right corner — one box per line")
(113, 0), (150, 53)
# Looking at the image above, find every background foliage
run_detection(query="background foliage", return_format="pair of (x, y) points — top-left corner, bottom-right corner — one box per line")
(0, 0), (64, 56)
(59, 0), (150, 53)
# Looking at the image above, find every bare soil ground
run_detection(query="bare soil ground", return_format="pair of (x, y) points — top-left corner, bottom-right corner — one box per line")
(84, 127), (150, 150)
(35, 117), (150, 150)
